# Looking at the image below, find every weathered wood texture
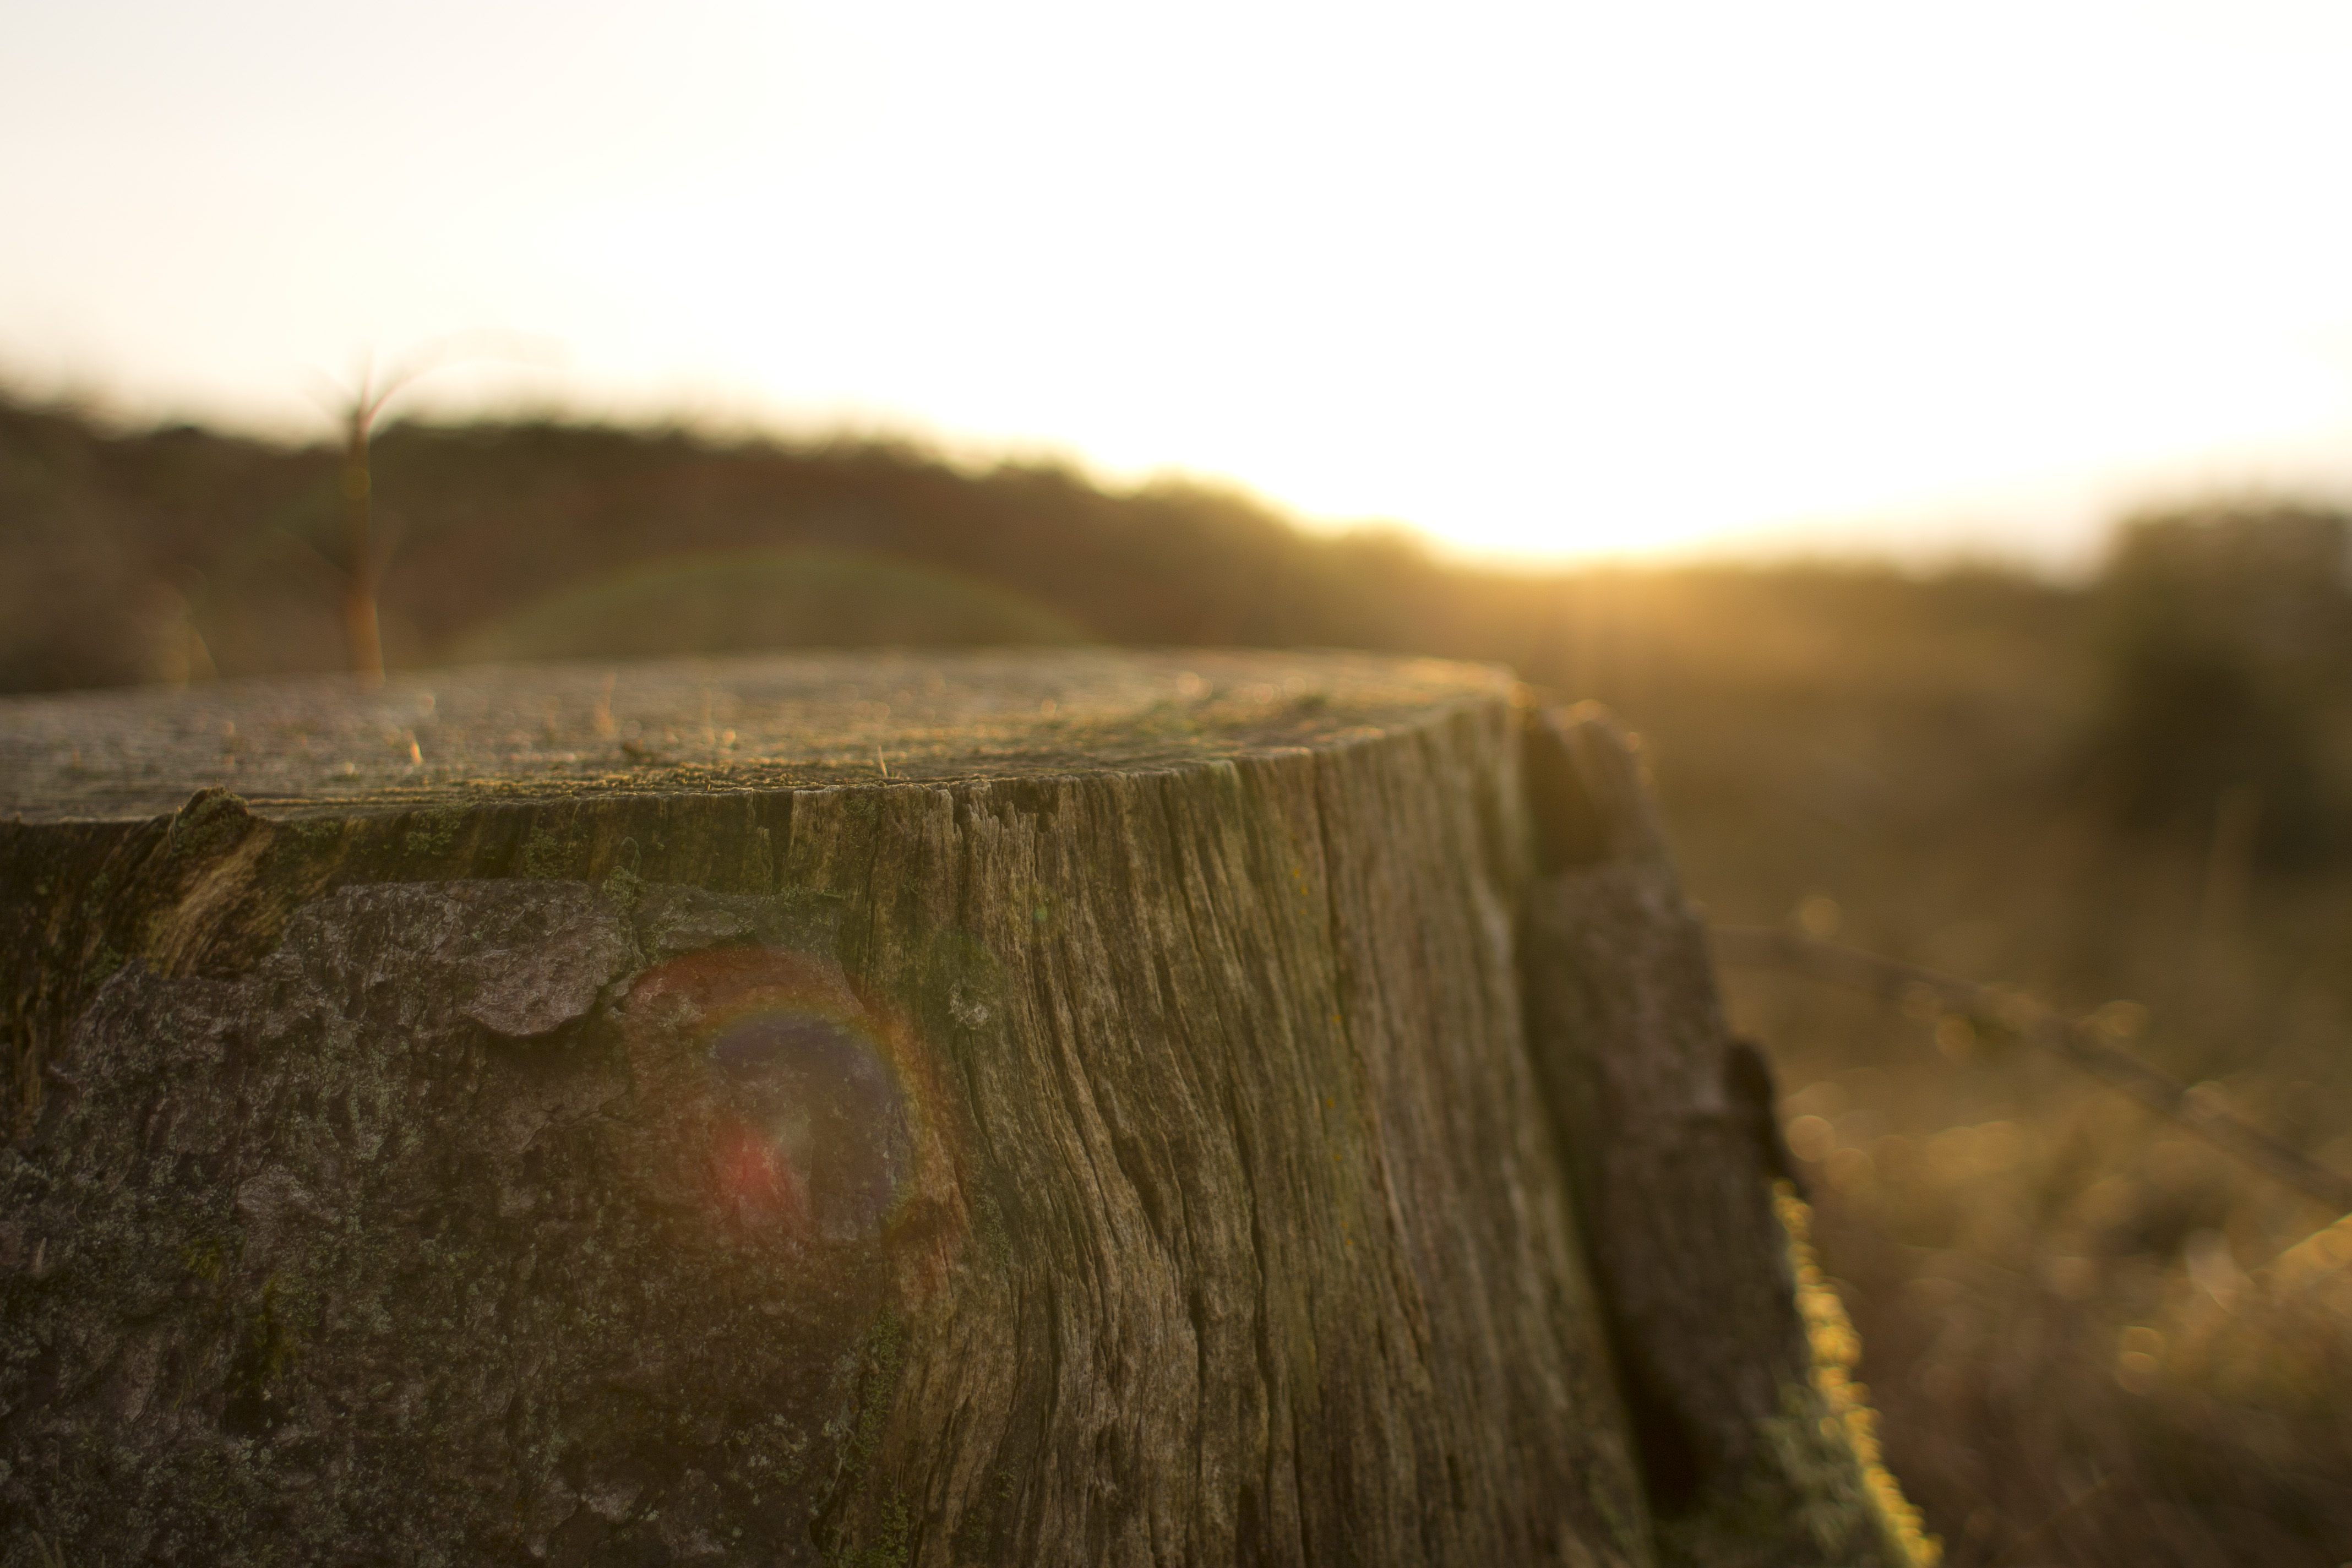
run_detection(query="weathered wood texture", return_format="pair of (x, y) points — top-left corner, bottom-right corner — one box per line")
(1521, 706), (1912, 1565)
(0, 651), (1655, 1566)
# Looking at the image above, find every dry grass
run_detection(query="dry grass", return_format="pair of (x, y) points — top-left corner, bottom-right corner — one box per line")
(1579, 560), (2352, 1565)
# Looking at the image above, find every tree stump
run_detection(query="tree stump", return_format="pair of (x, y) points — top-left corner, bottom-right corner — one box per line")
(0, 650), (1914, 1566)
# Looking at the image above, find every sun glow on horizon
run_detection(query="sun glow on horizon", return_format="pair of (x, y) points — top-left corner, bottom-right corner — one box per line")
(6, 0), (2352, 570)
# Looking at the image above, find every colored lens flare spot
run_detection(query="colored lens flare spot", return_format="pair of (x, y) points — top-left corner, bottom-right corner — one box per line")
(709, 1010), (911, 1240)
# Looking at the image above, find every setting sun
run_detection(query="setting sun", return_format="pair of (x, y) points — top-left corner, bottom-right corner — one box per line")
(6, 1), (2351, 568)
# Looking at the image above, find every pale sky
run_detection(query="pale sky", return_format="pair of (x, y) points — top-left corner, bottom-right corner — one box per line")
(7, 1), (2352, 571)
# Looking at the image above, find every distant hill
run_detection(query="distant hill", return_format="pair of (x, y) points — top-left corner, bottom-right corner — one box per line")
(1, 394), (2107, 735)
(0, 396), (1581, 694)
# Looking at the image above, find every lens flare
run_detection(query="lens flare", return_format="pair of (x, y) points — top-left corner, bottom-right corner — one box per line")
(620, 946), (922, 1243)
(708, 1006), (910, 1239)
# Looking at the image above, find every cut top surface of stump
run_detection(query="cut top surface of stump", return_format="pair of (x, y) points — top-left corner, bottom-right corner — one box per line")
(0, 647), (1510, 822)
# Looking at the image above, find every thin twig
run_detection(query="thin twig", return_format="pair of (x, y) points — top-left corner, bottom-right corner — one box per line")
(1711, 925), (2352, 1216)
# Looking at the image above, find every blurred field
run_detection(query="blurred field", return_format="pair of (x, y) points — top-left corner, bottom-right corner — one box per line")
(1581, 562), (2352, 1565)
(8, 394), (2352, 1562)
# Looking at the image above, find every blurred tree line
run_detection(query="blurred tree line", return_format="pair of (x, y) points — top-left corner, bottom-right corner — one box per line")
(2083, 504), (2352, 865)
(0, 395), (1568, 693)
(6, 393), (2349, 866)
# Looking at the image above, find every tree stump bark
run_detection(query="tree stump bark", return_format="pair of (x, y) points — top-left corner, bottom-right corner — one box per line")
(1519, 707), (1916, 1565)
(0, 650), (1911, 1566)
